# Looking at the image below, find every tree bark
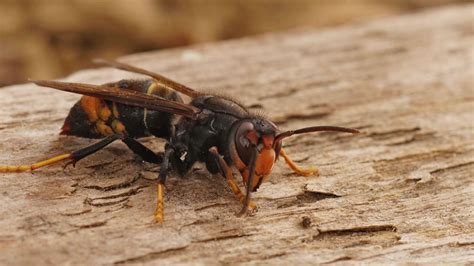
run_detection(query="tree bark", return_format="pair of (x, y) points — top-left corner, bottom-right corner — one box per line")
(0, 5), (473, 265)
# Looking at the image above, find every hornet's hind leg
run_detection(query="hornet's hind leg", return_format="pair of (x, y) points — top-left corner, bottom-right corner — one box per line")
(0, 134), (162, 172)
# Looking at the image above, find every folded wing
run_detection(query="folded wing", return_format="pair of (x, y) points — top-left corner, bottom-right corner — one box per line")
(33, 80), (202, 119)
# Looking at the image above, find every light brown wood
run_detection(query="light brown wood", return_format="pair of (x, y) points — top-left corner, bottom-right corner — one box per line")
(0, 5), (473, 265)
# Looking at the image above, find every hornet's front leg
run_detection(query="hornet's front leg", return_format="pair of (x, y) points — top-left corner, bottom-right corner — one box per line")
(279, 148), (319, 177)
(209, 147), (257, 213)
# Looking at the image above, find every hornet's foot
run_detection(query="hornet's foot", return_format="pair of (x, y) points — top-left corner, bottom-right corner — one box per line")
(154, 183), (165, 223)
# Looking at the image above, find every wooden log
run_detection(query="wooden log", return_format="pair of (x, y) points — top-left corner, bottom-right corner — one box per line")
(0, 5), (472, 265)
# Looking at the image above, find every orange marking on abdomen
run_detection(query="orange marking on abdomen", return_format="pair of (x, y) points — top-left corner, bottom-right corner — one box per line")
(80, 96), (101, 122)
(112, 103), (120, 118)
(99, 103), (112, 121)
(96, 120), (114, 136)
(147, 81), (172, 98)
(111, 120), (126, 134)
(81, 96), (125, 137)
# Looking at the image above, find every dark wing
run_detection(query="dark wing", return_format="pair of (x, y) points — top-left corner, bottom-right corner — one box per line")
(93, 59), (200, 98)
(32, 80), (202, 119)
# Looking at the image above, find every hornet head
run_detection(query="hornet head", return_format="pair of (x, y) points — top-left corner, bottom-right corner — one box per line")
(228, 117), (358, 215)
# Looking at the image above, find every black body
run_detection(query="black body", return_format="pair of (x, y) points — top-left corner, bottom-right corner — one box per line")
(163, 95), (251, 177)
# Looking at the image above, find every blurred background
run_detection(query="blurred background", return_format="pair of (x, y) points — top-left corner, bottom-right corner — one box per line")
(0, 0), (469, 86)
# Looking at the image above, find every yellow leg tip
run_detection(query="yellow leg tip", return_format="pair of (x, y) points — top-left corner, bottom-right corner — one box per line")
(155, 183), (165, 223)
(280, 149), (320, 177)
(294, 166), (320, 177)
(238, 200), (258, 217)
(0, 153), (72, 173)
(154, 213), (164, 223)
(0, 165), (32, 173)
(248, 200), (257, 211)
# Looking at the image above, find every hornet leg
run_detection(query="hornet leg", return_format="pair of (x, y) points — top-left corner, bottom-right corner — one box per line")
(122, 137), (162, 164)
(209, 147), (257, 212)
(154, 146), (175, 223)
(0, 134), (162, 172)
(279, 148), (319, 177)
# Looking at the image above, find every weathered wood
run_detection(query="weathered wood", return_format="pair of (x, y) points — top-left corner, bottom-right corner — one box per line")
(0, 5), (473, 265)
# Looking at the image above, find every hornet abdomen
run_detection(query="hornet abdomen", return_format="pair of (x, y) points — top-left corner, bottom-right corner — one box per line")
(60, 79), (183, 139)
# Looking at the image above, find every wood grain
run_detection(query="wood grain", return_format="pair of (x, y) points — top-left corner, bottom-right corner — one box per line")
(0, 5), (473, 265)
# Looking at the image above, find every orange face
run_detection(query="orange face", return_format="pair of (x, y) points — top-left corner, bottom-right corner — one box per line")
(229, 120), (279, 191)
(239, 135), (276, 190)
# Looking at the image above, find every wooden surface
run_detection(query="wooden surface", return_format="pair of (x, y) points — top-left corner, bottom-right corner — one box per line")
(0, 5), (473, 265)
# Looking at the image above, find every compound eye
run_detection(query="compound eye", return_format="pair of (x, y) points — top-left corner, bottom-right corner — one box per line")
(235, 121), (256, 165)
